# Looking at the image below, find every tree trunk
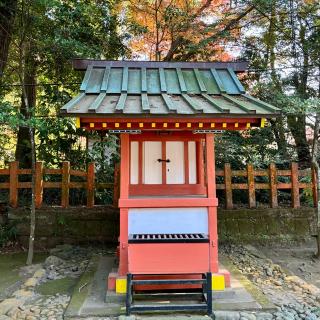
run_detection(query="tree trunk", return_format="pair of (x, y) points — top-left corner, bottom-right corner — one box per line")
(19, 55), (37, 265)
(271, 117), (289, 161)
(0, 0), (17, 76)
(287, 114), (311, 168)
(17, 40), (37, 264)
(15, 57), (36, 168)
(26, 124), (36, 265)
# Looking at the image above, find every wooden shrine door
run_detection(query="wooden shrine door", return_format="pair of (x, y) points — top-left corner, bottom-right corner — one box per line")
(129, 135), (206, 196)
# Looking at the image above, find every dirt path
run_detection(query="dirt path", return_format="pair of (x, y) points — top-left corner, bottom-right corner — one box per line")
(258, 242), (320, 289)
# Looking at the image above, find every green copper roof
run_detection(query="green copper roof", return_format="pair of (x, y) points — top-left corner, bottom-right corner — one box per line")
(60, 60), (280, 118)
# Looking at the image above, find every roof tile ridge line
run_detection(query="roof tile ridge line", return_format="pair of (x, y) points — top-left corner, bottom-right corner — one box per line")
(222, 93), (256, 114)
(159, 68), (167, 92)
(80, 65), (93, 92)
(115, 93), (127, 111)
(242, 94), (281, 112)
(201, 93), (229, 113)
(61, 93), (85, 111)
(193, 69), (207, 93)
(100, 67), (111, 92)
(88, 93), (106, 112)
(176, 68), (187, 93)
(141, 93), (150, 112)
(121, 67), (129, 92)
(181, 94), (203, 112)
(210, 68), (226, 93)
(161, 93), (176, 112)
(141, 67), (147, 93)
(227, 68), (245, 93)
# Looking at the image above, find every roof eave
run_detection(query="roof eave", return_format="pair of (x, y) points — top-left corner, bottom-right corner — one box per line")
(72, 59), (249, 73)
(59, 111), (281, 119)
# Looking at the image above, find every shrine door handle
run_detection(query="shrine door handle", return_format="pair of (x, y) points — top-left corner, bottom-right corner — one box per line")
(157, 159), (170, 163)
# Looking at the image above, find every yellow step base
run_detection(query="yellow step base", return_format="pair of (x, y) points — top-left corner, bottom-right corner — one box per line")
(115, 274), (225, 294)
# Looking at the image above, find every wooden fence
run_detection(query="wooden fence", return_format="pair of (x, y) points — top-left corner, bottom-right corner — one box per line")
(0, 161), (119, 209)
(217, 163), (318, 209)
(0, 161), (317, 209)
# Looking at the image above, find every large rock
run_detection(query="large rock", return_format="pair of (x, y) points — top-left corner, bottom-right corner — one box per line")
(24, 278), (37, 288)
(12, 289), (33, 299)
(49, 244), (76, 259)
(214, 311), (241, 320)
(118, 316), (136, 320)
(19, 264), (42, 277)
(33, 268), (46, 279)
(0, 298), (21, 316)
(256, 313), (273, 320)
(44, 255), (65, 267)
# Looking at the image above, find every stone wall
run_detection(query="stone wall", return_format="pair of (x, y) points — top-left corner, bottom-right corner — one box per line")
(4, 206), (317, 248)
(7, 206), (119, 248)
(218, 207), (316, 243)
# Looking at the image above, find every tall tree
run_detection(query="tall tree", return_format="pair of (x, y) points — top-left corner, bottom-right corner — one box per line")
(240, 0), (319, 167)
(1, 0), (127, 263)
(2, 0), (127, 168)
(0, 0), (17, 76)
(125, 0), (252, 61)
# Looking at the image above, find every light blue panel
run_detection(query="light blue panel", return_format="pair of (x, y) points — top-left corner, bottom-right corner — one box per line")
(182, 69), (200, 93)
(164, 69), (181, 94)
(199, 70), (220, 94)
(107, 68), (122, 93)
(216, 69), (239, 94)
(128, 69), (141, 93)
(147, 69), (161, 93)
(86, 68), (104, 93)
(128, 207), (208, 234)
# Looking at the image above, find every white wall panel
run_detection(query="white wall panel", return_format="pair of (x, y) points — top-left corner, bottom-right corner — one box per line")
(166, 141), (185, 184)
(188, 141), (197, 184)
(143, 141), (162, 184)
(130, 141), (139, 184)
(128, 207), (208, 234)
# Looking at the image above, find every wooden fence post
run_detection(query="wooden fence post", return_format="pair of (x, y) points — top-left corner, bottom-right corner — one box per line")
(247, 163), (256, 208)
(113, 162), (120, 207)
(61, 161), (70, 208)
(35, 161), (43, 208)
(311, 164), (318, 208)
(87, 162), (95, 208)
(269, 163), (278, 208)
(9, 161), (19, 208)
(291, 162), (300, 208)
(224, 163), (233, 209)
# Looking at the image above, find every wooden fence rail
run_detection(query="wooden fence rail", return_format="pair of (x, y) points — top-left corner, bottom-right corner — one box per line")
(216, 162), (318, 209)
(0, 161), (318, 209)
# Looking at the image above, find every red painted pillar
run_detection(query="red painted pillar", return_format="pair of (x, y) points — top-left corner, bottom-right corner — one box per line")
(205, 134), (219, 273)
(196, 140), (205, 187)
(119, 134), (130, 276)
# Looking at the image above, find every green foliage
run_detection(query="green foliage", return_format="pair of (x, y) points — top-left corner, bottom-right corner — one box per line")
(0, 221), (17, 247)
(0, 0), (319, 173)
(88, 134), (119, 204)
(215, 127), (286, 169)
(0, 0), (128, 167)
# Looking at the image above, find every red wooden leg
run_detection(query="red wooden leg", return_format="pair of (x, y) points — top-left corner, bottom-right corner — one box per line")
(208, 206), (218, 273)
(119, 208), (129, 276)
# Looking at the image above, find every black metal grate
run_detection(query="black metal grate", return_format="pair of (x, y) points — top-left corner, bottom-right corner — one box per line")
(128, 233), (209, 243)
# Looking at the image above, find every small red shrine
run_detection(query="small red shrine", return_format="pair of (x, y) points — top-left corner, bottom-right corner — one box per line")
(61, 60), (280, 314)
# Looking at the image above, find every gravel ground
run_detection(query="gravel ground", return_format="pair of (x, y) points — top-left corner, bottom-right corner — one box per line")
(220, 244), (320, 320)
(0, 244), (319, 320)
